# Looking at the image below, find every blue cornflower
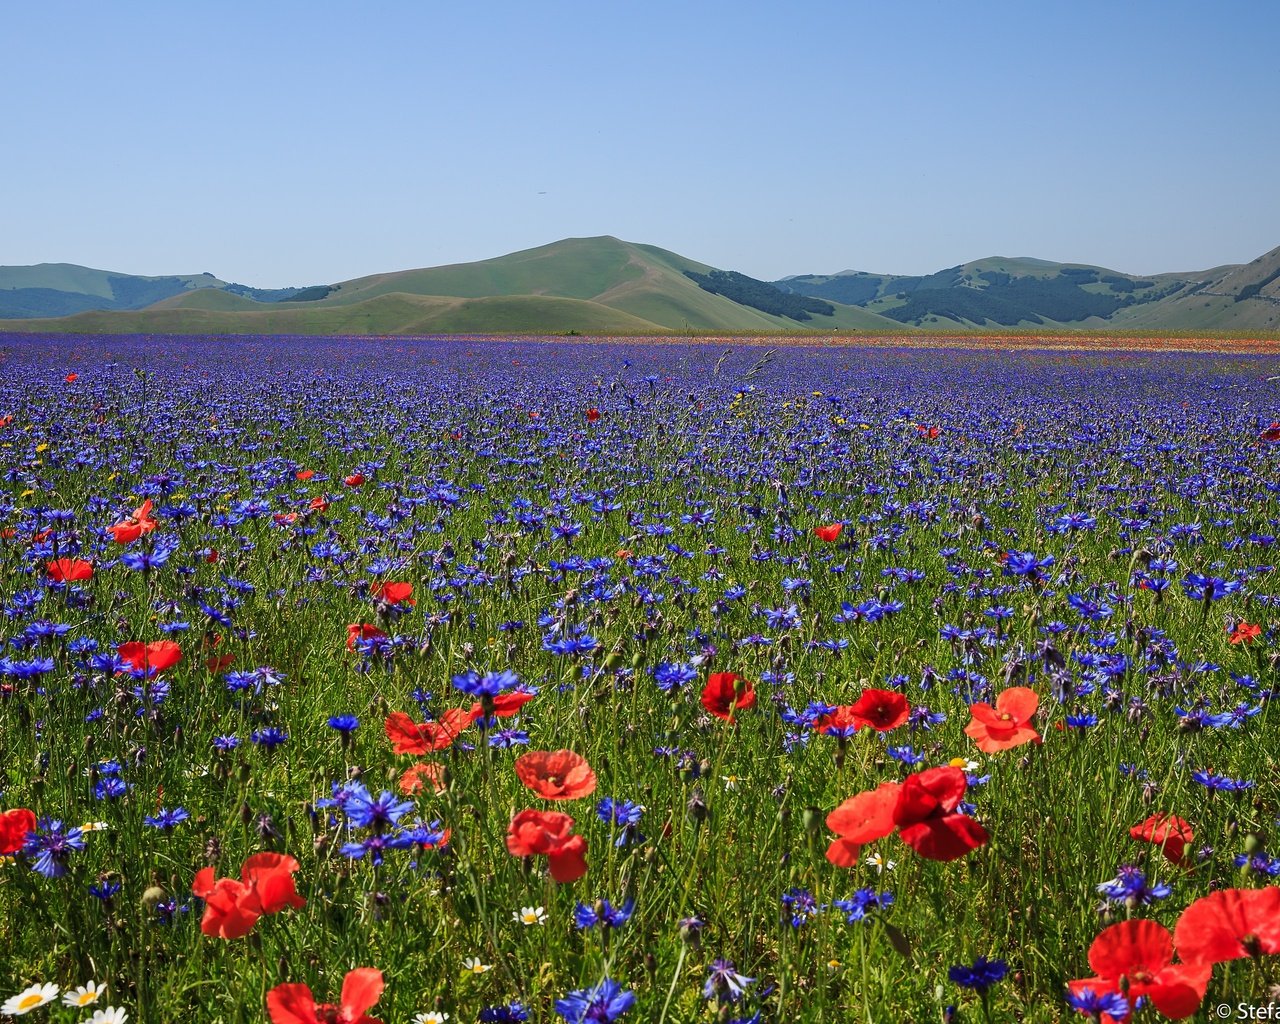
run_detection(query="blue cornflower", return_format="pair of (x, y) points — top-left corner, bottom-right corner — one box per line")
(327, 714), (360, 734)
(652, 662), (697, 693)
(144, 807), (190, 830)
(780, 886), (823, 926)
(832, 888), (894, 923)
(23, 819), (86, 877)
(88, 880), (122, 901)
(1097, 865), (1171, 906)
(554, 978), (635, 1022)
(93, 776), (130, 800)
(479, 1004), (530, 1023)
(1065, 987), (1131, 1021)
(213, 734), (240, 751)
(574, 897), (635, 930)
(596, 798), (645, 846)
(1192, 770), (1255, 792)
(948, 955), (1009, 993)
(703, 959), (755, 1002)
(452, 668), (519, 698)
(342, 783), (414, 830)
(251, 727), (289, 749)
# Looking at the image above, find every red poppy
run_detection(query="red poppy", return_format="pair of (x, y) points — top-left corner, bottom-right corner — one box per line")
(399, 761), (448, 796)
(468, 690), (535, 721)
(346, 623), (386, 651)
(46, 558), (93, 582)
(615, 548), (634, 561)
(700, 672), (756, 722)
(295, 469), (314, 480)
(916, 424), (940, 439)
(1173, 886), (1280, 964)
(370, 581), (414, 605)
(964, 686), (1041, 753)
(0, 415), (12, 428)
(266, 967), (384, 1024)
(0, 807), (37, 855)
(309, 496), (330, 513)
(1068, 919), (1210, 1020)
(117, 640), (182, 675)
(1130, 813), (1194, 866)
(206, 654), (236, 672)
(192, 852), (306, 939)
(506, 809), (588, 882)
(1229, 621), (1262, 644)
(849, 688), (910, 731)
(585, 407), (601, 422)
(384, 708), (470, 755)
(1260, 422), (1280, 442)
(514, 749), (597, 800)
(825, 766), (987, 866)
(344, 473), (365, 487)
(814, 705), (863, 736)
(814, 523), (843, 543)
(274, 512), (298, 525)
(65, 373), (78, 383)
(108, 499), (157, 544)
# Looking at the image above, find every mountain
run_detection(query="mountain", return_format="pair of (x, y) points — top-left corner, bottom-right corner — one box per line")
(3, 238), (1278, 335)
(0, 264), (317, 319)
(775, 246), (1280, 331)
(0, 237), (901, 335)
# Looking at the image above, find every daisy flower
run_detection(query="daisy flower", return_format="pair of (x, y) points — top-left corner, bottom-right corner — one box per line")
(461, 957), (492, 975)
(89, 1008), (129, 1024)
(513, 905), (547, 926)
(865, 851), (897, 874)
(413, 1013), (450, 1024)
(949, 757), (980, 772)
(3, 983), (60, 1016)
(63, 981), (104, 1007)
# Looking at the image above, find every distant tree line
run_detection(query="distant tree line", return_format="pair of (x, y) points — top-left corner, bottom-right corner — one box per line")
(685, 270), (835, 321)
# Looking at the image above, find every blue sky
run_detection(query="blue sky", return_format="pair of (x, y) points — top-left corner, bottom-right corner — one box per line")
(3, 0), (1277, 285)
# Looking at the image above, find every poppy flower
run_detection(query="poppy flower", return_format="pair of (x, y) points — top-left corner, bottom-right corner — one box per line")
(384, 708), (470, 755)
(825, 766), (987, 865)
(468, 689), (535, 721)
(108, 499), (157, 544)
(700, 672), (756, 722)
(65, 373), (78, 383)
(0, 807), (37, 855)
(266, 967), (384, 1024)
(46, 558), (93, 582)
(814, 705), (863, 736)
(192, 852), (306, 939)
(615, 548), (633, 561)
(1067, 919), (1210, 1020)
(964, 686), (1041, 753)
(295, 469), (314, 480)
(506, 808), (588, 882)
(1173, 886), (1280, 964)
(1260, 422), (1280, 442)
(1229, 621), (1262, 644)
(399, 761), (448, 796)
(309, 496), (330, 513)
(585, 407), (601, 422)
(1129, 813), (1194, 866)
(370, 581), (414, 605)
(206, 654), (236, 672)
(274, 512), (298, 525)
(849, 688), (910, 731)
(346, 623), (386, 651)
(814, 523), (843, 543)
(344, 473), (366, 488)
(514, 749), (597, 800)
(916, 424), (941, 439)
(117, 640), (182, 676)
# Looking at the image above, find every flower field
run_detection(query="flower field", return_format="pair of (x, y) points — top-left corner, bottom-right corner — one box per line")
(2, 333), (1279, 1023)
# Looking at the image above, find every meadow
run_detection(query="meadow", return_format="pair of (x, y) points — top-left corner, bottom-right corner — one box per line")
(1, 333), (1278, 1023)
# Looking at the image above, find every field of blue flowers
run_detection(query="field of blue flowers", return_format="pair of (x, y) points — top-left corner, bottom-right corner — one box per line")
(1, 334), (1279, 1024)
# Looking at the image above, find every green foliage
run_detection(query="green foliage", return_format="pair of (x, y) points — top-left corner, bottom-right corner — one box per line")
(684, 270), (835, 321)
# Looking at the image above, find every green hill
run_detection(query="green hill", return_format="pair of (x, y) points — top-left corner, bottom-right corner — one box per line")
(5, 237), (903, 335)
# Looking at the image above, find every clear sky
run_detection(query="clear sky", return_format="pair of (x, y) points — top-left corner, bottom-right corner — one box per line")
(3, 0), (1278, 286)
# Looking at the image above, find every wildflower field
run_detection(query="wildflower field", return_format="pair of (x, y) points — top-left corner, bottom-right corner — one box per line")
(3, 333), (1280, 1024)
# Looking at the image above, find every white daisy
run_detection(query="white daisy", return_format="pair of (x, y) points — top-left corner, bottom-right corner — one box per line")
(461, 956), (492, 975)
(2, 983), (60, 1016)
(865, 851), (897, 874)
(63, 980), (104, 1007)
(89, 1008), (129, 1024)
(513, 905), (547, 926)
(413, 1013), (450, 1024)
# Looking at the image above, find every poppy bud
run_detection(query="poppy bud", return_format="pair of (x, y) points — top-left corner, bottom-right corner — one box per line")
(1243, 832), (1263, 855)
(140, 885), (167, 912)
(687, 788), (708, 825)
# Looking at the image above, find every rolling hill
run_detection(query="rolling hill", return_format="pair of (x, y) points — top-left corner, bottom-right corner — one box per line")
(1, 237), (901, 335)
(775, 246), (1280, 331)
(3, 237), (1278, 335)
